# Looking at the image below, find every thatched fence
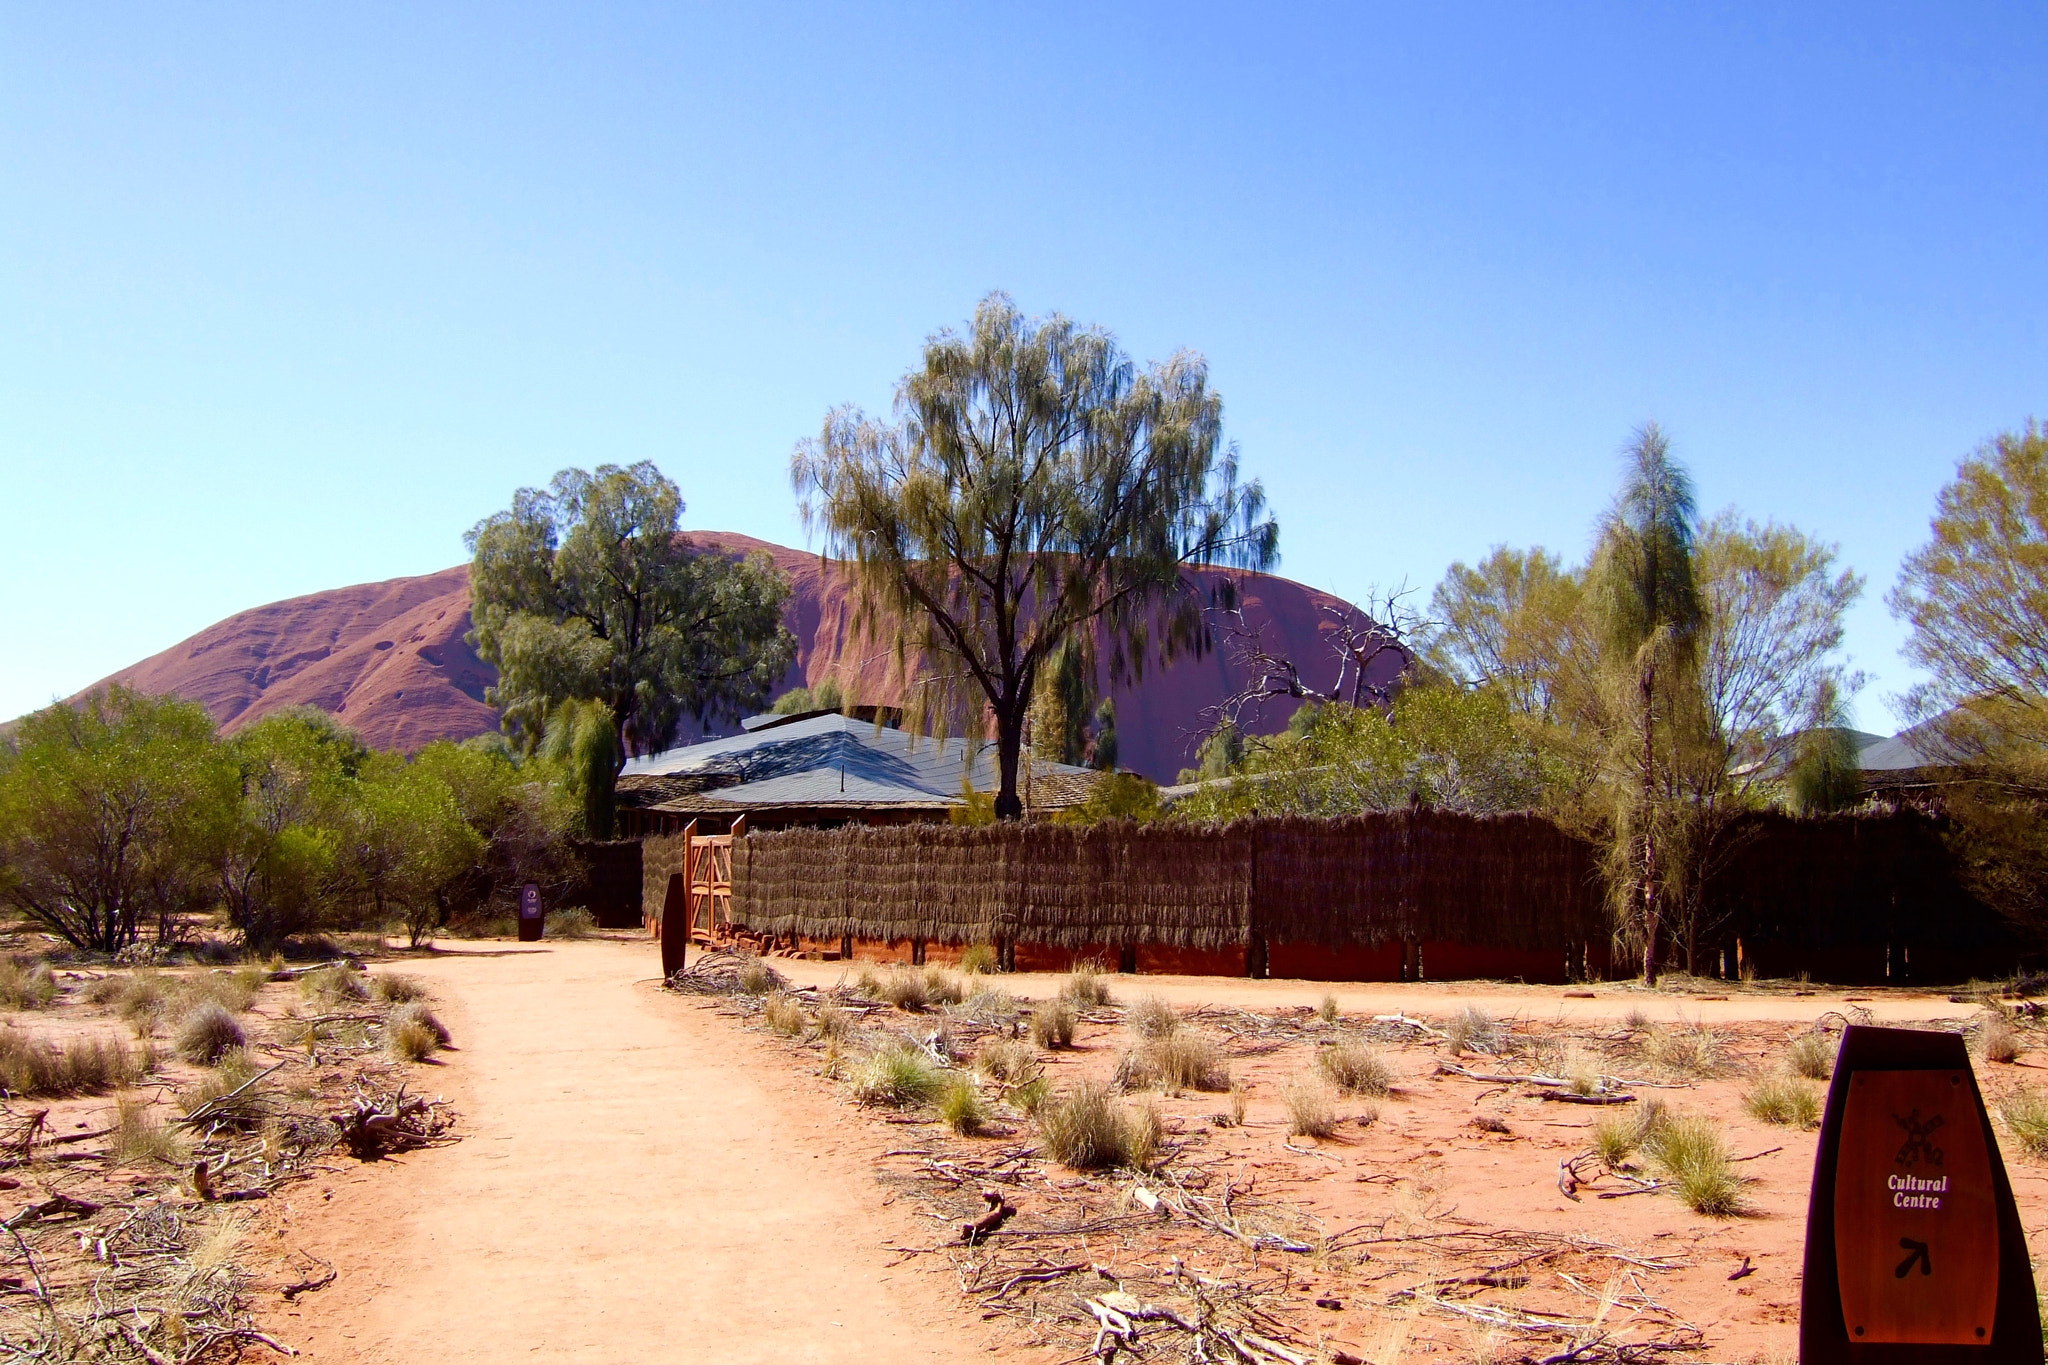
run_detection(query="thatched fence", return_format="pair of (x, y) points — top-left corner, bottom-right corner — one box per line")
(646, 807), (2032, 983)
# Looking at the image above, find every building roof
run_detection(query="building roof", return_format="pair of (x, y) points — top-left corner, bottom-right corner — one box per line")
(617, 712), (1099, 815)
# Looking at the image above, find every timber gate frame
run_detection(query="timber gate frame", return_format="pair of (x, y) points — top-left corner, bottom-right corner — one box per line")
(659, 815), (745, 978)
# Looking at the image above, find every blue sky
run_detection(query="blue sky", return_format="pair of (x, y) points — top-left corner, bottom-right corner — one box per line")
(5, 4), (2044, 731)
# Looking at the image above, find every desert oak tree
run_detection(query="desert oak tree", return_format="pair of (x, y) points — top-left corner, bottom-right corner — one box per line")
(792, 294), (1278, 818)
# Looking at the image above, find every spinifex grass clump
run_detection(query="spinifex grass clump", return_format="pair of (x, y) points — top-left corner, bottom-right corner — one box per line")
(1743, 1075), (1822, 1128)
(1039, 1080), (1158, 1170)
(384, 1002), (451, 1062)
(876, 965), (929, 1012)
(2000, 1087), (2048, 1158)
(1980, 1013), (2022, 1064)
(814, 1000), (852, 1042)
(959, 945), (998, 975)
(299, 965), (369, 1006)
(1283, 1074), (1340, 1138)
(737, 958), (779, 996)
(1785, 1031), (1835, 1080)
(1117, 1031), (1229, 1095)
(976, 1036), (1037, 1085)
(112, 1090), (187, 1165)
(1645, 1112), (1743, 1215)
(1127, 995), (1180, 1040)
(0, 1026), (149, 1097)
(1317, 994), (1340, 1024)
(1444, 1005), (1503, 1055)
(1030, 999), (1077, 1049)
(0, 958), (58, 1010)
(762, 993), (805, 1037)
(184, 969), (264, 1015)
(937, 1073), (991, 1135)
(1593, 1097), (1668, 1168)
(921, 965), (966, 1006)
(1316, 1041), (1393, 1097)
(1060, 964), (1113, 1010)
(174, 1002), (246, 1065)
(371, 973), (429, 1004)
(1644, 1024), (1719, 1077)
(852, 1037), (944, 1108)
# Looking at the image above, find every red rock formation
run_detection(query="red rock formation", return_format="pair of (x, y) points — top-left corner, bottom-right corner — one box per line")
(74, 533), (1401, 781)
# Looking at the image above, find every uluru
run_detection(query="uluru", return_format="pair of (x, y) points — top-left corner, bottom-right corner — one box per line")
(68, 532), (1396, 783)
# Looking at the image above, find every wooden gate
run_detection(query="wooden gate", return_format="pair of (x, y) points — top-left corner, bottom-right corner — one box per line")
(660, 815), (746, 978)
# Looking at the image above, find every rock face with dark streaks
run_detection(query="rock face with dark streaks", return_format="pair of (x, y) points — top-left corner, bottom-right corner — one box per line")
(72, 532), (1401, 781)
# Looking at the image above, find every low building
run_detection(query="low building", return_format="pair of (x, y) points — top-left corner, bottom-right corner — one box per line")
(615, 709), (1100, 836)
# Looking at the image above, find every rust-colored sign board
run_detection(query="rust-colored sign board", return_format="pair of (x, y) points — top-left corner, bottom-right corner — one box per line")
(1802, 1025), (2039, 1362)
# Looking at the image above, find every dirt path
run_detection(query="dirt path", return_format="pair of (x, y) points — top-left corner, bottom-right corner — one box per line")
(267, 939), (1012, 1364)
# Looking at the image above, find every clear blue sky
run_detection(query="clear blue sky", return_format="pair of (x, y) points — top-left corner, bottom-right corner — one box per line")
(5, 4), (2044, 731)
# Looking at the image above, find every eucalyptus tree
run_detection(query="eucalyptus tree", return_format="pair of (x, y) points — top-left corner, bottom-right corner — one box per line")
(466, 461), (796, 831)
(1587, 424), (1707, 983)
(792, 293), (1279, 818)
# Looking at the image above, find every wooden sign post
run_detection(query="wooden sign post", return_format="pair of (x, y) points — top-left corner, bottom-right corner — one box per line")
(1801, 1024), (2040, 1361)
(517, 882), (543, 943)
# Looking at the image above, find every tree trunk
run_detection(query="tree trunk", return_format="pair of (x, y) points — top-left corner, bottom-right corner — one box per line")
(994, 704), (1026, 821)
(1639, 663), (1660, 986)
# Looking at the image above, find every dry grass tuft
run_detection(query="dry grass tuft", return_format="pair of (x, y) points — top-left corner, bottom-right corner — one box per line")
(1283, 1074), (1340, 1138)
(174, 1002), (246, 1065)
(1785, 1031), (1835, 1080)
(1645, 1025), (1719, 1077)
(1118, 1031), (1229, 1095)
(371, 973), (429, 1004)
(815, 1000), (852, 1042)
(762, 993), (805, 1037)
(976, 1036), (1037, 1084)
(1980, 1014), (2022, 1064)
(0, 1026), (148, 1096)
(299, 965), (369, 1005)
(875, 965), (929, 1012)
(179, 1049), (261, 1117)
(183, 970), (261, 1015)
(922, 965), (967, 1006)
(959, 944), (998, 975)
(1317, 993), (1340, 1024)
(110, 1089), (187, 1165)
(1444, 1005), (1503, 1054)
(1645, 1112), (1743, 1215)
(1622, 1007), (1654, 1033)
(1744, 1076), (1822, 1128)
(1039, 1080), (1157, 1170)
(937, 1073), (991, 1135)
(851, 1037), (944, 1108)
(385, 1002), (451, 1062)
(0, 959), (58, 1010)
(548, 907), (595, 938)
(2000, 1087), (2048, 1158)
(1316, 1041), (1394, 1097)
(1059, 963), (1113, 1009)
(1127, 994), (1181, 1039)
(737, 958), (779, 996)
(1030, 999), (1078, 1049)
(1594, 1097), (1668, 1168)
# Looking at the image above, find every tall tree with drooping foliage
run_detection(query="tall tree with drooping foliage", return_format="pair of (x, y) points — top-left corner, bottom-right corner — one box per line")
(792, 293), (1279, 818)
(466, 462), (796, 832)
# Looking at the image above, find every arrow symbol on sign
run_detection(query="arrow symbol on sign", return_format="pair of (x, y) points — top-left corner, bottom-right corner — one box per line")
(1895, 1238), (1933, 1278)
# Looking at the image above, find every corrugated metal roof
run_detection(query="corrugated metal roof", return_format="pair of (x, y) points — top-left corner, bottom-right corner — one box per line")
(619, 712), (1099, 811)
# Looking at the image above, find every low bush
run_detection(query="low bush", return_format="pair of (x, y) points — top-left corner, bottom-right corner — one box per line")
(1785, 1031), (1835, 1080)
(1645, 1112), (1743, 1215)
(111, 1090), (186, 1165)
(548, 907), (595, 939)
(1283, 1074), (1339, 1139)
(0, 1027), (148, 1096)
(1744, 1076), (1822, 1128)
(0, 959), (57, 1011)
(174, 1003), (246, 1065)
(1127, 995), (1180, 1040)
(371, 974), (429, 1004)
(1038, 1080), (1157, 1170)
(922, 965), (966, 1007)
(937, 1073), (990, 1135)
(877, 965), (929, 1012)
(1443, 1005), (1502, 1055)
(851, 1038), (944, 1108)
(762, 993), (805, 1037)
(1980, 1014), (2022, 1065)
(1030, 999), (1077, 1049)
(1316, 1041), (1393, 1097)
(2001, 1087), (2048, 1158)
(298, 965), (369, 1005)
(959, 945), (998, 975)
(1059, 964), (1113, 1010)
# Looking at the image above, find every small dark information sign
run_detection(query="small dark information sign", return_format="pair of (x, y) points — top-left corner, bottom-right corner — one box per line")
(517, 882), (543, 943)
(1801, 1024), (2040, 1362)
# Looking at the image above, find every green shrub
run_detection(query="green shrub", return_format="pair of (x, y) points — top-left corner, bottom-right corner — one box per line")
(2000, 1087), (2048, 1158)
(959, 945), (998, 975)
(937, 1073), (991, 1135)
(1743, 1076), (1822, 1128)
(1645, 1112), (1743, 1215)
(1316, 1041), (1393, 1097)
(1030, 999), (1078, 1049)
(851, 1038), (944, 1107)
(173, 1002), (246, 1065)
(1039, 1080), (1157, 1170)
(1785, 1031), (1834, 1080)
(1127, 995), (1180, 1039)
(0, 959), (57, 1011)
(1059, 964), (1113, 1009)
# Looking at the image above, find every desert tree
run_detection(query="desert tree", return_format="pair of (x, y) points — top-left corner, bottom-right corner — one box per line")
(215, 709), (362, 949)
(792, 293), (1278, 818)
(0, 687), (236, 952)
(467, 462), (796, 834)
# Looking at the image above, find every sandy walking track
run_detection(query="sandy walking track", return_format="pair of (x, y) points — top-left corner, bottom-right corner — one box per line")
(270, 939), (1011, 1364)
